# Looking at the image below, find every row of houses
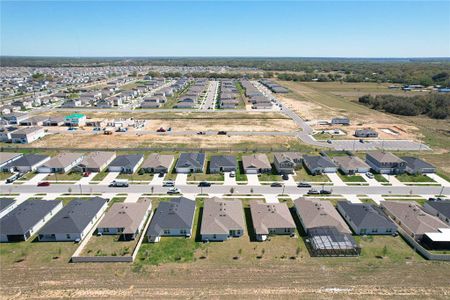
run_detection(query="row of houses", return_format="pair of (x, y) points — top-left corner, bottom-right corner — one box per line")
(218, 80), (240, 109)
(240, 80), (273, 109)
(259, 79), (289, 93)
(2, 196), (449, 253)
(175, 79), (208, 108)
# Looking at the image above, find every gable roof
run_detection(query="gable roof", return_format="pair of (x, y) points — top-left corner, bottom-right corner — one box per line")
(201, 197), (245, 235)
(0, 198), (16, 212)
(109, 154), (143, 168)
(147, 197), (195, 236)
(273, 152), (302, 164)
(0, 152), (23, 165)
(401, 156), (435, 170)
(242, 154), (271, 169)
(210, 155), (237, 169)
(39, 197), (107, 235)
(175, 153), (205, 169)
(303, 155), (337, 169)
(332, 156), (370, 170)
(425, 200), (450, 220)
(141, 154), (174, 169)
(78, 151), (116, 169)
(97, 199), (151, 234)
(381, 201), (449, 235)
(337, 201), (396, 229)
(294, 197), (351, 234)
(41, 153), (83, 169)
(3, 154), (49, 169)
(250, 200), (296, 235)
(0, 200), (61, 235)
(367, 151), (404, 164)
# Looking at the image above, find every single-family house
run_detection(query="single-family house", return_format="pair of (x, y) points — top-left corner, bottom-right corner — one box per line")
(0, 200), (63, 242)
(76, 151), (116, 172)
(242, 154), (272, 174)
(331, 117), (350, 125)
(0, 199), (17, 219)
(43, 116), (65, 126)
(381, 201), (450, 245)
(38, 197), (108, 242)
(366, 151), (406, 174)
(303, 155), (338, 175)
(354, 128), (378, 138)
(64, 113), (86, 127)
(200, 197), (245, 241)
(0, 126), (18, 142)
(2, 154), (50, 173)
(424, 200), (450, 225)
(108, 154), (144, 174)
(209, 155), (237, 173)
(146, 197), (196, 243)
(249, 200), (296, 241)
(97, 199), (152, 240)
(10, 127), (45, 144)
(336, 201), (397, 235)
(37, 152), (84, 173)
(401, 157), (436, 175)
(19, 116), (48, 126)
(1, 113), (29, 125)
(141, 154), (175, 173)
(332, 155), (370, 175)
(175, 153), (206, 173)
(0, 152), (23, 169)
(273, 152), (302, 174)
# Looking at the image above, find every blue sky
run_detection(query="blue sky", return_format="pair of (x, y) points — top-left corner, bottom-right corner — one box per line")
(1, 1), (449, 57)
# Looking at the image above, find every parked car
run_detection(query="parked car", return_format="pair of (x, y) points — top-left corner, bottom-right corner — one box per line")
(162, 181), (175, 187)
(109, 179), (129, 187)
(6, 173), (23, 184)
(197, 131), (206, 135)
(68, 127), (77, 131)
(83, 171), (91, 177)
(167, 187), (181, 195)
(37, 181), (50, 187)
(282, 174), (289, 180)
(320, 189), (332, 195)
(366, 172), (374, 179)
(297, 182), (312, 188)
(156, 127), (166, 132)
(271, 182), (283, 187)
(230, 171), (236, 177)
(307, 188), (320, 194)
(217, 131), (227, 135)
(198, 181), (211, 187)
(326, 139), (332, 144)
(359, 139), (364, 143)
(158, 172), (165, 178)
(167, 127), (172, 132)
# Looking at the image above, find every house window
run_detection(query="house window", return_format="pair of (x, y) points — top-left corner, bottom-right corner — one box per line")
(164, 230), (171, 235)
(66, 234), (71, 239)
(180, 229), (187, 235)
(104, 228), (109, 233)
(361, 229), (367, 234)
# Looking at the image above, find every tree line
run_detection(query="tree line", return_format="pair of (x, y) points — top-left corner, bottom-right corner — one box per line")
(358, 94), (450, 119)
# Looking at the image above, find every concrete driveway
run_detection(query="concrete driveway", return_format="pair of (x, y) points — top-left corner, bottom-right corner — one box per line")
(99, 172), (120, 185)
(77, 172), (98, 185)
(426, 173), (450, 187)
(360, 173), (381, 186)
(223, 172), (236, 185)
(382, 174), (405, 186)
(124, 193), (143, 203)
(284, 174), (297, 186)
(247, 174), (260, 186)
(326, 173), (346, 186)
(175, 173), (188, 185)
(22, 173), (49, 185)
(150, 173), (166, 185)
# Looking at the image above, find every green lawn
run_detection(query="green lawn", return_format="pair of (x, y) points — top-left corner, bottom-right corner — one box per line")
(117, 172), (154, 181)
(81, 234), (137, 257)
(337, 172), (366, 183)
(20, 172), (37, 180)
(92, 171), (109, 181)
(45, 171), (83, 181)
(0, 172), (13, 180)
(258, 173), (282, 182)
(355, 235), (420, 263)
(294, 168), (330, 182)
(396, 174), (435, 183)
(188, 173), (224, 182)
(374, 174), (388, 182)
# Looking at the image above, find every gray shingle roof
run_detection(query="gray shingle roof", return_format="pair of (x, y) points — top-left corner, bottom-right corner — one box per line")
(0, 198), (15, 212)
(337, 201), (396, 229)
(426, 200), (450, 220)
(303, 155), (337, 169)
(109, 154), (143, 168)
(210, 155), (237, 169)
(0, 200), (61, 235)
(39, 197), (107, 235)
(401, 157), (435, 170)
(175, 153), (205, 169)
(3, 154), (49, 169)
(147, 197), (196, 236)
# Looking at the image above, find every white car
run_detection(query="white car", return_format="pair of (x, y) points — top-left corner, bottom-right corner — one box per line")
(230, 171), (236, 177)
(366, 172), (374, 179)
(167, 187), (181, 194)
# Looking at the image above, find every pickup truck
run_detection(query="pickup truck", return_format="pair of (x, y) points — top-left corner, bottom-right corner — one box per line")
(109, 179), (129, 187)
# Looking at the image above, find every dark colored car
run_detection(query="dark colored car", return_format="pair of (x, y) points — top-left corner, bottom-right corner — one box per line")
(217, 131), (227, 135)
(282, 174), (289, 180)
(297, 182), (312, 188)
(156, 127), (166, 132)
(320, 189), (332, 195)
(37, 181), (50, 187)
(158, 172), (165, 177)
(271, 182), (283, 187)
(198, 181), (211, 187)
(197, 131), (206, 135)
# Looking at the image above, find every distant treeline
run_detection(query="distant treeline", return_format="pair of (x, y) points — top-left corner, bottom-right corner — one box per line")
(358, 94), (450, 119)
(146, 71), (270, 79)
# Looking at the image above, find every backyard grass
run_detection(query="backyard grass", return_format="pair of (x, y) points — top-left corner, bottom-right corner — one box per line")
(355, 235), (420, 263)
(81, 234), (137, 257)
(293, 168), (330, 182)
(396, 174), (436, 183)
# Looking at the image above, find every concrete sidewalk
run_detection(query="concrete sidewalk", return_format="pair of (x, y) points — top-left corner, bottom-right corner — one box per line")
(223, 172), (236, 185)
(22, 173), (48, 185)
(150, 173), (166, 186)
(382, 174), (405, 186)
(99, 172), (120, 185)
(175, 174), (187, 185)
(76, 172), (98, 185)
(426, 173), (450, 187)
(326, 173), (346, 186)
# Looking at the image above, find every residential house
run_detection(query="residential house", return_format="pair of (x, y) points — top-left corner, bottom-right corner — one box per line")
(424, 200), (450, 225)
(108, 154), (144, 174)
(381, 201), (450, 248)
(2, 154), (50, 173)
(336, 201), (397, 235)
(1, 113), (29, 125)
(10, 127), (45, 144)
(37, 152), (84, 173)
(38, 197), (108, 242)
(201, 197), (245, 241)
(19, 116), (48, 126)
(303, 155), (338, 175)
(366, 151), (406, 174)
(64, 113), (87, 127)
(209, 155), (237, 173)
(331, 117), (350, 125)
(141, 154), (174, 173)
(0, 126), (18, 142)
(97, 199), (152, 240)
(401, 157), (436, 174)
(146, 197), (196, 243)
(0, 200), (63, 242)
(354, 129), (378, 138)
(249, 200), (296, 241)
(273, 152), (302, 174)
(0, 199), (17, 219)
(43, 116), (65, 126)
(242, 154), (272, 174)
(0, 152), (23, 169)
(76, 151), (116, 172)
(332, 155), (370, 175)
(175, 153), (206, 173)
